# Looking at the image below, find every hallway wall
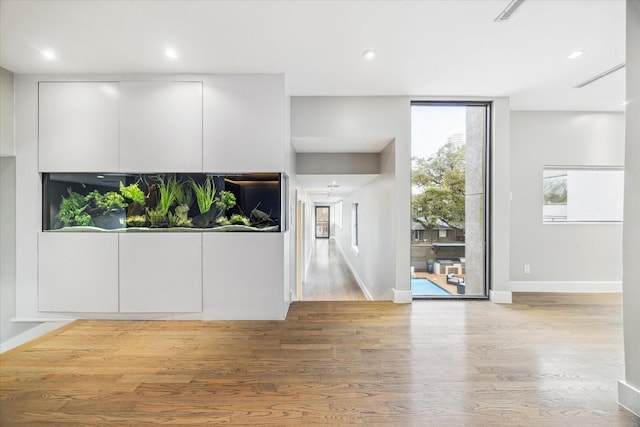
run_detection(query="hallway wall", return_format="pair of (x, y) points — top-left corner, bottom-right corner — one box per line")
(334, 140), (396, 300)
(292, 97), (409, 300)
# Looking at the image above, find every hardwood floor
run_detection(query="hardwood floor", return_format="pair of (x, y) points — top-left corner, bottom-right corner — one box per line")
(1, 294), (638, 426)
(302, 238), (366, 301)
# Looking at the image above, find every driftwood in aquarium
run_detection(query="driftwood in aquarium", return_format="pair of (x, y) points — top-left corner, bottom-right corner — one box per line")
(192, 205), (224, 228)
(145, 183), (159, 210)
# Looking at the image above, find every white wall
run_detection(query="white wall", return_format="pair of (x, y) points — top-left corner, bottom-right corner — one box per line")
(297, 153), (380, 174)
(1, 157), (42, 344)
(285, 94), (295, 306)
(1, 68), (42, 346)
(335, 141), (396, 300)
(619, 0), (640, 416)
(1, 68), (15, 156)
(510, 111), (625, 292)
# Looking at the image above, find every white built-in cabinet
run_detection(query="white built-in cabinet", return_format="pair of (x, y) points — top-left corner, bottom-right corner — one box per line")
(38, 233), (204, 313)
(38, 233), (119, 312)
(38, 80), (204, 173)
(203, 75), (285, 172)
(119, 233), (202, 313)
(119, 82), (203, 172)
(202, 233), (285, 319)
(38, 82), (120, 172)
(35, 75), (287, 318)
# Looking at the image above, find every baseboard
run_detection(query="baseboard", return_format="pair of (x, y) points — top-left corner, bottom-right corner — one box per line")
(334, 239), (373, 300)
(1, 320), (73, 354)
(510, 281), (622, 293)
(490, 290), (512, 304)
(618, 380), (640, 417)
(393, 289), (413, 304)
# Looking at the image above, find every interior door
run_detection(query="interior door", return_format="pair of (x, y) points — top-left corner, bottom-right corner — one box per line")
(315, 206), (330, 238)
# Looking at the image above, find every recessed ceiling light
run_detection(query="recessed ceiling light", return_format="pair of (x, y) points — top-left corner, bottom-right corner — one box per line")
(96, 175), (105, 179)
(568, 50), (584, 59)
(165, 48), (178, 59)
(362, 50), (375, 60)
(40, 49), (56, 60)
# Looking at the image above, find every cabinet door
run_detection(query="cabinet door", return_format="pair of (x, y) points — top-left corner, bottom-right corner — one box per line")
(38, 233), (119, 312)
(119, 233), (202, 313)
(120, 81), (203, 172)
(203, 75), (285, 172)
(202, 233), (285, 319)
(39, 82), (119, 172)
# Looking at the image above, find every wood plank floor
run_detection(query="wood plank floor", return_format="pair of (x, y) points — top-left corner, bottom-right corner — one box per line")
(1, 294), (638, 426)
(302, 238), (366, 301)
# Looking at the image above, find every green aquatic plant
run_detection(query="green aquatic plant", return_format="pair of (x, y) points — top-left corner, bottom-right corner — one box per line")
(190, 177), (216, 215)
(229, 214), (250, 226)
(126, 215), (147, 227)
(215, 190), (236, 210)
(169, 204), (192, 227)
(87, 190), (127, 212)
(120, 182), (145, 205)
(147, 208), (167, 228)
(216, 216), (231, 226)
(168, 213), (192, 228)
(175, 180), (194, 208)
(155, 175), (178, 216)
(57, 188), (91, 227)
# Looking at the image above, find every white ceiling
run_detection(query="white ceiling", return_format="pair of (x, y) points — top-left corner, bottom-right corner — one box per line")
(0, 0), (626, 112)
(0, 0), (627, 200)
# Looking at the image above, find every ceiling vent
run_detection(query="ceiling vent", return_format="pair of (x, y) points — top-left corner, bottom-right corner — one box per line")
(494, 0), (526, 22)
(574, 63), (625, 88)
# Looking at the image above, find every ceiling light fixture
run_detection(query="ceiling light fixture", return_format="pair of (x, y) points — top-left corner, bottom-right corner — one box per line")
(574, 63), (625, 88)
(362, 50), (375, 60)
(40, 49), (56, 60)
(494, 0), (526, 22)
(165, 48), (178, 59)
(568, 50), (584, 59)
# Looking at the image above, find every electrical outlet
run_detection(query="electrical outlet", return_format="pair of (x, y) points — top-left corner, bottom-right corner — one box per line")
(524, 264), (531, 274)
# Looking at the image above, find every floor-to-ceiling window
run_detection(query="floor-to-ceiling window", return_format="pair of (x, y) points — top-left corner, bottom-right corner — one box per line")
(411, 102), (490, 298)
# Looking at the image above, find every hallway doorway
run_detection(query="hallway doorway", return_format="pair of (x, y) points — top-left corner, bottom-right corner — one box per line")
(315, 206), (330, 238)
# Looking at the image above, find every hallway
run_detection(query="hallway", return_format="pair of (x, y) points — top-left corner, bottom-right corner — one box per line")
(302, 239), (366, 301)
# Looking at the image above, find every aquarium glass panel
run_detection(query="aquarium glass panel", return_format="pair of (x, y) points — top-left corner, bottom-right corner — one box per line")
(42, 173), (283, 232)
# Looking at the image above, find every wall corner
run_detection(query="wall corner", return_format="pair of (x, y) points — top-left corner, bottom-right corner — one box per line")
(393, 289), (413, 303)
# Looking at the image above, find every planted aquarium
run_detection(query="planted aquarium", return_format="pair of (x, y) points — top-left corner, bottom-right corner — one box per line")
(42, 173), (284, 232)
